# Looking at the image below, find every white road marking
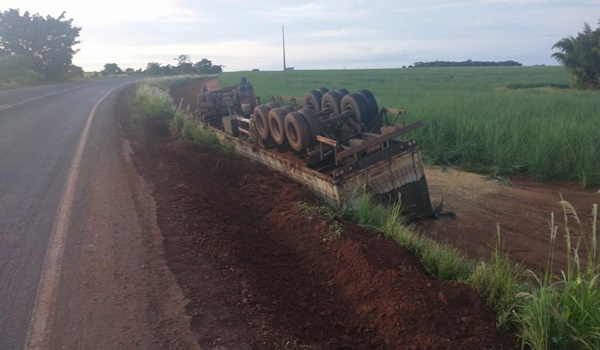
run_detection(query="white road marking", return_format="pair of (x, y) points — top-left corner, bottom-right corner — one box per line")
(0, 87), (81, 113)
(24, 85), (121, 350)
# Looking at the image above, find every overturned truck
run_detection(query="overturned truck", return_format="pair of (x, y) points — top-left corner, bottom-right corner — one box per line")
(195, 77), (434, 218)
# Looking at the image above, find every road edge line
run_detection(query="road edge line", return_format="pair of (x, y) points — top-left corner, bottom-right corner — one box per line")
(24, 86), (121, 350)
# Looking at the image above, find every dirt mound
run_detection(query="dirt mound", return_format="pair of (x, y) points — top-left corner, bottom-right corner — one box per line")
(115, 81), (517, 349)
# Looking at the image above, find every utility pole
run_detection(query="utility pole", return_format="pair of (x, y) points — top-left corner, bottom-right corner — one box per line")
(282, 25), (287, 77)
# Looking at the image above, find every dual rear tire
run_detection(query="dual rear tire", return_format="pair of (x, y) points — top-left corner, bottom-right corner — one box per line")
(268, 106), (293, 145)
(258, 88), (378, 152)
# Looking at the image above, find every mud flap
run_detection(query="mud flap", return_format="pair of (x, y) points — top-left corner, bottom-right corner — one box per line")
(399, 176), (434, 219)
(373, 176), (434, 220)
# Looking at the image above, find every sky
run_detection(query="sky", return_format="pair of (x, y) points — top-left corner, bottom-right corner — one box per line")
(2, 0), (599, 72)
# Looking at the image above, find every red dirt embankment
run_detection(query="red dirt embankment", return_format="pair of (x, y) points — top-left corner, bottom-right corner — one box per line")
(114, 80), (518, 349)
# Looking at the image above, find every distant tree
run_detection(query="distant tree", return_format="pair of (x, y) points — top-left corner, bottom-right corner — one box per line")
(66, 64), (84, 79)
(124, 68), (135, 75)
(552, 19), (600, 89)
(174, 54), (190, 66)
(0, 9), (81, 80)
(193, 58), (212, 73)
(101, 63), (122, 76)
(193, 58), (223, 74)
(161, 64), (175, 75)
(172, 54), (192, 74)
(145, 62), (163, 75)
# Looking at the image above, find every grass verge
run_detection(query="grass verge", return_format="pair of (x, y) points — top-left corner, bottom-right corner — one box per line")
(129, 81), (218, 146)
(300, 193), (600, 349)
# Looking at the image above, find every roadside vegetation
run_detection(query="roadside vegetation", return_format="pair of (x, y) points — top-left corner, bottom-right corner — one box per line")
(300, 194), (599, 350)
(128, 79), (218, 146)
(0, 9), (82, 88)
(219, 67), (600, 187)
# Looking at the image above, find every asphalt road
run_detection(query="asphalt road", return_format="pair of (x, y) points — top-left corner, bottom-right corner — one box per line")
(0, 78), (142, 349)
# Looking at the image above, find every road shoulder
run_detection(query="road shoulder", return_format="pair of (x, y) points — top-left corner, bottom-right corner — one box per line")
(47, 89), (198, 349)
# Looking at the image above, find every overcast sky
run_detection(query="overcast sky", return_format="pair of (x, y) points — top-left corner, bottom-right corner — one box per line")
(3, 0), (599, 72)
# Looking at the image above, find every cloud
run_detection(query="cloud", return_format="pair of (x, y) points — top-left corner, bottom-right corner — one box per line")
(3, 0), (194, 25)
(6, 0), (600, 71)
(310, 28), (384, 38)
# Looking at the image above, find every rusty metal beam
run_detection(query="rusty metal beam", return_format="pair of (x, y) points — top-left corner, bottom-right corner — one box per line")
(316, 135), (338, 147)
(335, 121), (423, 161)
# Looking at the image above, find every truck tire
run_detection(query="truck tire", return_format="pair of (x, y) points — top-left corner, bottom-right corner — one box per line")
(298, 108), (320, 146)
(357, 89), (379, 119)
(285, 112), (311, 152)
(268, 108), (288, 145)
(304, 90), (324, 112)
(335, 88), (350, 96)
(282, 104), (296, 114)
(317, 87), (329, 94)
(341, 93), (371, 124)
(266, 101), (280, 109)
(321, 91), (344, 115)
(253, 105), (271, 140)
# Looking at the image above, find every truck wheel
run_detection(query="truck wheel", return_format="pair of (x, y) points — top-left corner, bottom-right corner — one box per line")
(266, 101), (280, 109)
(253, 105), (271, 140)
(282, 104), (296, 114)
(285, 112), (311, 152)
(321, 91), (343, 115)
(335, 88), (350, 96)
(357, 89), (379, 119)
(341, 93), (371, 124)
(304, 90), (324, 112)
(317, 87), (329, 94)
(268, 108), (288, 145)
(298, 108), (320, 146)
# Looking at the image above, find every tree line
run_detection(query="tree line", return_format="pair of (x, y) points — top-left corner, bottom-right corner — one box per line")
(98, 56), (223, 77)
(0, 9), (222, 85)
(411, 60), (522, 68)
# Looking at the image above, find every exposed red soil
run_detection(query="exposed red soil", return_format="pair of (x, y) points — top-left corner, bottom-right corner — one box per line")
(114, 81), (519, 349)
(421, 167), (599, 274)
(173, 78), (600, 273)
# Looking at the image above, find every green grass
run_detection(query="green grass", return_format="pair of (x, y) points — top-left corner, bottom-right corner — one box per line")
(129, 81), (218, 146)
(300, 193), (475, 281)
(219, 67), (600, 187)
(468, 227), (524, 329)
(299, 192), (600, 349)
(514, 203), (600, 350)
